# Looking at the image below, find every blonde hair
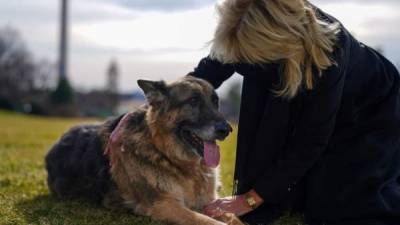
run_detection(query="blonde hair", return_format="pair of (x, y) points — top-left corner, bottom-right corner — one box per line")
(210, 0), (340, 98)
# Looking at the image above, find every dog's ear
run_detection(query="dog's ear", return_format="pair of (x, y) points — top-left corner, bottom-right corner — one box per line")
(137, 79), (168, 105)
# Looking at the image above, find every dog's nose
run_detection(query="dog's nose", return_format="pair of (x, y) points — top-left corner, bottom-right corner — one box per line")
(215, 121), (233, 139)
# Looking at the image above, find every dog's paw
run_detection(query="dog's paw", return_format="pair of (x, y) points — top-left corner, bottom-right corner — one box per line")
(215, 213), (246, 225)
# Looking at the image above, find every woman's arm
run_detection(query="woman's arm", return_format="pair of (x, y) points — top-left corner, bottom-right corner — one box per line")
(253, 52), (347, 205)
(188, 56), (235, 88)
(204, 63), (346, 216)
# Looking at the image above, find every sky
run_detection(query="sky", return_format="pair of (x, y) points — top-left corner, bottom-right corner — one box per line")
(0, 0), (399, 94)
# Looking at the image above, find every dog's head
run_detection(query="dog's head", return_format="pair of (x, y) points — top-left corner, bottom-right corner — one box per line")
(137, 76), (232, 168)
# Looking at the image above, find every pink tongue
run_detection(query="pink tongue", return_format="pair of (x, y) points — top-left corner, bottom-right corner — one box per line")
(203, 141), (220, 168)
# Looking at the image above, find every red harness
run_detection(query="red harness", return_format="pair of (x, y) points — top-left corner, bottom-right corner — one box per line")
(104, 112), (133, 167)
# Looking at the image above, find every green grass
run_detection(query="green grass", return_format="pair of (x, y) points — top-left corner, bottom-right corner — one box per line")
(0, 110), (303, 225)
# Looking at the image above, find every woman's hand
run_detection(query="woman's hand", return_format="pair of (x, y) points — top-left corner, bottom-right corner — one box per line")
(203, 189), (264, 218)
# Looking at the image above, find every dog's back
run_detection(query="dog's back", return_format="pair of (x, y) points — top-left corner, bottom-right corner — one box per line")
(45, 115), (123, 202)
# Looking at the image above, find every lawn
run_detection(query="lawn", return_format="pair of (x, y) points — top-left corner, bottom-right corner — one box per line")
(0, 110), (303, 225)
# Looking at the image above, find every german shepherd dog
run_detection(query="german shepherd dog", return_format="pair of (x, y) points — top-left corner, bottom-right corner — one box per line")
(45, 76), (244, 225)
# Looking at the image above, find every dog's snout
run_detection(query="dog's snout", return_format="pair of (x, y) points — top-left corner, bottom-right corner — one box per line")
(215, 121), (232, 139)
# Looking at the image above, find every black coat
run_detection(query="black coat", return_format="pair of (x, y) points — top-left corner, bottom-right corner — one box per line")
(189, 7), (400, 225)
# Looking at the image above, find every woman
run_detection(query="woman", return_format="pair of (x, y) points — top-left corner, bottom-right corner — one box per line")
(188, 0), (400, 225)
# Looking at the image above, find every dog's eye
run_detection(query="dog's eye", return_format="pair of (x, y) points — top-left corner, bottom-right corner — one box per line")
(188, 96), (200, 107)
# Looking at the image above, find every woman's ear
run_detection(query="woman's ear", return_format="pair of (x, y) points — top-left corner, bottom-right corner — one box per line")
(137, 79), (168, 105)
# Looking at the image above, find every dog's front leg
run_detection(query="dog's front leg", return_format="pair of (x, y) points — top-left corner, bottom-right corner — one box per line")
(149, 197), (226, 225)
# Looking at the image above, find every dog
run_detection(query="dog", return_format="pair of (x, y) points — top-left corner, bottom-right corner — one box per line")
(45, 76), (244, 225)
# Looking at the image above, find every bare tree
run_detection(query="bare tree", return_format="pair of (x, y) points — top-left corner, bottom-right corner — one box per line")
(34, 59), (57, 91)
(0, 27), (58, 112)
(0, 27), (35, 107)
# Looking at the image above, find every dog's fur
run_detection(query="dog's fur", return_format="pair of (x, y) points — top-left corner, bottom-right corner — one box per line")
(45, 76), (244, 225)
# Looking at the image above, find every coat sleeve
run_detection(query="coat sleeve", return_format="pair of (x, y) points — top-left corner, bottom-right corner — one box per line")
(253, 52), (347, 205)
(188, 56), (235, 88)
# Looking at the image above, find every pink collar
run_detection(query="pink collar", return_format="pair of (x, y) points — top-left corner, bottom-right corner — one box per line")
(104, 112), (133, 166)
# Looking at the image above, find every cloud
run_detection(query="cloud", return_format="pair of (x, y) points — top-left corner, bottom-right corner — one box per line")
(314, 0), (400, 5)
(0, 0), (398, 93)
(71, 1), (137, 22)
(72, 6), (216, 54)
(107, 0), (400, 11)
(0, 0), (56, 25)
(0, 0), (137, 26)
(102, 0), (216, 11)
(315, 1), (400, 64)
(357, 16), (400, 63)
